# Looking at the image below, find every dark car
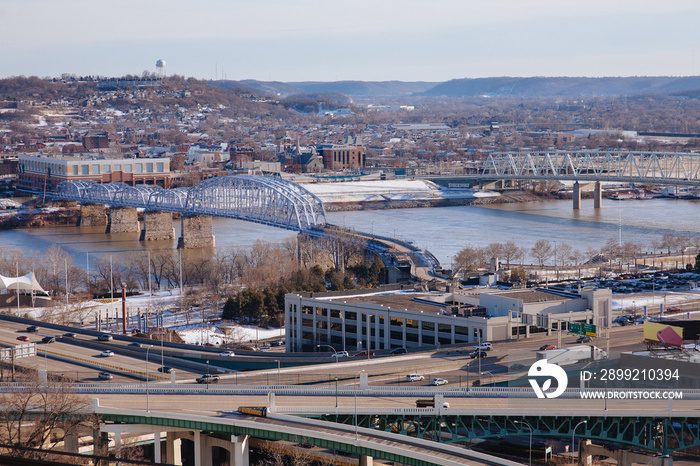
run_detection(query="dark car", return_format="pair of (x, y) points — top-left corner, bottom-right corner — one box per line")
(158, 366), (174, 374)
(196, 374), (219, 384)
(63, 332), (77, 338)
(26, 325), (39, 333)
(128, 342), (142, 347)
(98, 334), (113, 341)
(470, 350), (487, 359)
(576, 336), (592, 343)
(41, 336), (56, 343)
(390, 347), (407, 355)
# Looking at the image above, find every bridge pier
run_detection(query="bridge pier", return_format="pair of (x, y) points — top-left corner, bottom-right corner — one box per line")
(107, 206), (140, 233)
(177, 215), (215, 249)
(79, 204), (108, 227)
(140, 210), (175, 241)
(166, 432), (182, 465)
(360, 454), (374, 465)
(573, 181), (581, 210)
(594, 181), (602, 208)
(580, 440), (672, 466)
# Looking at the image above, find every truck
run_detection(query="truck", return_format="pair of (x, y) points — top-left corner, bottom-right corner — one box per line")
(535, 345), (607, 366)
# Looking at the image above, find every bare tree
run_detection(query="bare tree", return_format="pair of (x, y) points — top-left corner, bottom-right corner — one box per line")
(0, 374), (97, 460)
(555, 242), (573, 269)
(530, 240), (553, 268)
(501, 241), (525, 268)
(453, 245), (487, 277)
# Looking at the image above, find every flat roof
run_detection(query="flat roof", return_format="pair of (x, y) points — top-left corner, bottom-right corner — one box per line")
(483, 289), (570, 303)
(322, 291), (451, 315)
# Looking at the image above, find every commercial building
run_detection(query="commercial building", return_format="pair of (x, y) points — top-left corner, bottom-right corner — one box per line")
(285, 285), (612, 353)
(17, 154), (172, 193)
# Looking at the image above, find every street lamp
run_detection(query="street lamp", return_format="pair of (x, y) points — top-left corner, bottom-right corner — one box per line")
(571, 420), (588, 466)
(317, 344), (338, 361)
(480, 371), (494, 386)
(515, 420), (533, 466)
(334, 377), (338, 408)
(145, 345), (153, 413)
(354, 369), (365, 442)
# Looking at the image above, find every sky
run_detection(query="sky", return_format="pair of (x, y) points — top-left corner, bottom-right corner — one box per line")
(1, 0), (699, 82)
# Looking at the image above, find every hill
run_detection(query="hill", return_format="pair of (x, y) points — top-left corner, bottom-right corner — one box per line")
(212, 80), (437, 98)
(417, 76), (700, 97)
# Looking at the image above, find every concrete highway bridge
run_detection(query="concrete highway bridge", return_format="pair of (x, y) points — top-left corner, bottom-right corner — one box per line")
(432, 150), (700, 209)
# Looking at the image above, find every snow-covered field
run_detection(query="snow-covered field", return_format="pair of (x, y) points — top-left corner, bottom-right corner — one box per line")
(301, 179), (498, 203)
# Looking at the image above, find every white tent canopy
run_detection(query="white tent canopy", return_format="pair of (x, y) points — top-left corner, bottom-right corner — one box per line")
(0, 272), (47, 294)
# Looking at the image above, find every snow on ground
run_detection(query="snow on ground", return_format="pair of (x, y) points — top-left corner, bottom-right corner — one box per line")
(177, 325), (284, 346)
(301, 179), (498, 203)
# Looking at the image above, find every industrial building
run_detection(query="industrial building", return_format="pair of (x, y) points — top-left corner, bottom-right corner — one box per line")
(285, 285), (612, 353)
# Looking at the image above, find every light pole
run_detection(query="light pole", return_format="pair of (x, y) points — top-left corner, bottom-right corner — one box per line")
(335, 377), (338, 408)
(145, 345), (153, 412)
(481, 371), (494, 386)
(317, 344), (338, 361)
(354, 369), (365, 442)
(571, 420), (588, 466)
(516, 420), (533, 466)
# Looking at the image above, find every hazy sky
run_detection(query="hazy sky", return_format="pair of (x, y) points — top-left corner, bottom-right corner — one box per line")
(2, 0), (699, 82)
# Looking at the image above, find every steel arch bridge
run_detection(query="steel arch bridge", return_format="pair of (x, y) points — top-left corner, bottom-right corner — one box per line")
(52, 175), (327, 232)
(481, 150), (700, 185)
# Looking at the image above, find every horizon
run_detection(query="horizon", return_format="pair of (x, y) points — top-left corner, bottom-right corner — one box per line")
(1, 0), (698, 82)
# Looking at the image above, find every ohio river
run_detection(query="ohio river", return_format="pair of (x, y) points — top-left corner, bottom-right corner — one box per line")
(1, 198), (699, 268)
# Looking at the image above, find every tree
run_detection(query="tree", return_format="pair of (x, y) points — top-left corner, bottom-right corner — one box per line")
(453, 245), (487, 277)
(501, 241), (525, 268)
(661, 233), (676, 254)
(555, 242), (573, 269)
(530, 240), (553, 268)
(0, 375), (97, 460)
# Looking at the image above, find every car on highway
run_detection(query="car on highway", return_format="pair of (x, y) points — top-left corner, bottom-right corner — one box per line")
(539, 344), (557, 351)
(270, 339), (284, 347)
(390, 347), (407, 355)
(219, 351), (235, 357)
(63, 332), (77, 338)
(128, 342), (142, 347)
(196, 374), (219, 384)
(98, 371), (113, 380)
(470, 350), (487, 359)
(98, 334), (113, 341)
(576, 336), (592, 343)
(473, 342), (492, 351)
(26, 325), (39, 333)
(431, 378), (448, 386)
(158, 366), (174, 374)
(41, 336), (56, 343)
(100, 350), (114, 357)
(329, 351), (349, 358)
(354, 351), (375, 357)
(406, 373), (425, 382)
(16, 336), (30, 342)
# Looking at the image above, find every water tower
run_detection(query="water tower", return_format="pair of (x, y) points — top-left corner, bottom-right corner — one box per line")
(155, 59), (167, 78)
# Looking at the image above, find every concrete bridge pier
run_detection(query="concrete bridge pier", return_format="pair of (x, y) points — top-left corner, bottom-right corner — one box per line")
(79, 204), (108, 227)
(594, 181), (602, 208)
(107, 206), (140, 233)
(140, 210), (175, 241)
(573, 181), (581, 210)
(177, 215), (215, 249)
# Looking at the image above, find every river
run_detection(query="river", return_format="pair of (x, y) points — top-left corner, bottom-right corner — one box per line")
(1, 198), (698, 268)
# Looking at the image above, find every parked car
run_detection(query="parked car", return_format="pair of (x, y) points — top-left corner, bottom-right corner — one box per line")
(539, 344), (557, 351)
(16, 336), (30, 342)
(354, 351), (375, 357)
(41, 336), (56, 343)
(219, 351), (235, 357)
(26, 325), (39, 333)
(98, 371), (113, 380)
(390, 347), (407, 355)
(473, 342), (492, 351)
(100, 350), (114, 357)
(431, 378), (448, 386)
(470, 350), (487, 358)
(406, 373), (425, 382)
(158, 366), (174, 373)
(576, 336), (592, 343)
(98, 334), (113, 341)
(196, 374), (219, 384)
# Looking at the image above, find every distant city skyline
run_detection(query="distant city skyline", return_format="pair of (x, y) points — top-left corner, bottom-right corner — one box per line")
(1, 0), (699, 82)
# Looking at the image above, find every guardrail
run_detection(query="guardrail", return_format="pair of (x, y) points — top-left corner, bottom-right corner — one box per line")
(1, 382), (697, 400)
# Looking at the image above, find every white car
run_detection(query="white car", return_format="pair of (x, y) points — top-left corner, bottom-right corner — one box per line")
(406, 373), (425, 382)
(219, 351), (235, 357)
(100, 350), (114, 357)
(431, 378), (448, 386)
(330, 351), (349, 358)
(473, 342), (492, 351)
